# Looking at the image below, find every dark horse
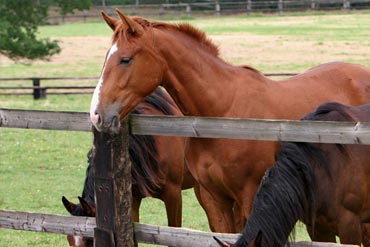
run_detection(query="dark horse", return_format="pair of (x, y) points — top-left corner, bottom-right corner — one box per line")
(62, 87), (196, 247)
(216, 102), (370, 247)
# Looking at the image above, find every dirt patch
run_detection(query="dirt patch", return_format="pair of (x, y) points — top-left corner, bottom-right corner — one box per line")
(1, 34), (370, 73)
(0, 36), (111, 66)
(53, 36), (111, 64)
(212, 34), (370, 71)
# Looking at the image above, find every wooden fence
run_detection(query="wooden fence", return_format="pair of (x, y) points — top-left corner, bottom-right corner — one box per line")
(0, 73), (295, 100)
(0, 77), (98, 99)
(0, 108), (366, 246)
(48, 0), (370, 22)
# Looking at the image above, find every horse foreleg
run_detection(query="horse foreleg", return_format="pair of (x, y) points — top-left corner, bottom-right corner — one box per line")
(195, 185), (236, 233)
(362, 223), (370, 247)
(193, 184), (216, 232)
(132, 197), (142, 222)
(235, 184), (260, 232)
(337, 212), (362, 245)
(233, 203), (246, 232)
(132, 197), (142, 247)
(306, 223), (336, 243)
(162, 183), (183, 227)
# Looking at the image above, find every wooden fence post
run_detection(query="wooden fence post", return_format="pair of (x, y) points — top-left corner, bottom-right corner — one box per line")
(93, 120), (133, 247)
(278, 0), (284, 14)
(32, 78), (42, 99)
(246, 0), (252, 13)
(215, 1), (221, 16)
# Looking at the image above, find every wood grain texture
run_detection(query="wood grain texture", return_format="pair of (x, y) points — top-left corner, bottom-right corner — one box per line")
(1, 109), (370, 144)
(93, 122), (133, 247)
(0, 210), (358, 247)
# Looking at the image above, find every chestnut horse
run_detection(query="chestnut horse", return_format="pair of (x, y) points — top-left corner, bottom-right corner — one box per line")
(90, 10), (370, 233)
(216, 102), (370, 247)
(63, 87), (196, 246)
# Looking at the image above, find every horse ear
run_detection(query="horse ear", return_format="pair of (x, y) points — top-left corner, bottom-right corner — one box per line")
(62, 196), (77, 215)
(101, 11), (119, 31)
(115, 9), (144, 36)
(78, 196), (96, 217)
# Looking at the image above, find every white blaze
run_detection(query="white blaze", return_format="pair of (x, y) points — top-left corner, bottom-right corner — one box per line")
(90, 43), (118, 126)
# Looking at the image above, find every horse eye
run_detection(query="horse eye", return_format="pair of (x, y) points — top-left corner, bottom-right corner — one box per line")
(120, 57), (132, 65)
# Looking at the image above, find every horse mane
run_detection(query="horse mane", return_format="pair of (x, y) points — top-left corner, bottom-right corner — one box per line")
(113, 16), (220, 57)
(301, 101), (352, 156)
(81, 87), (174, 207)
(137, 86), (176, 115)
(235, 142), (324, 247)
(129, 87), (175, 198)
(301, 102), (353, 122)
(81, 149), (95, 205)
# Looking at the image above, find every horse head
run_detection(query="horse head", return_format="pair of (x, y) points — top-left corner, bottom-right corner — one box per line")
(90, 10), (166, 134)
(62, 196), (95, 247)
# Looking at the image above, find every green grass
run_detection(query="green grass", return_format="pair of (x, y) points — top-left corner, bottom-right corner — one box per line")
(2, 10), (370, 246)
(39, 21), (113, 37)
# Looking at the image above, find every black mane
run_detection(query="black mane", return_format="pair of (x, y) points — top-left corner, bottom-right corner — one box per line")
(81, 149), (95, 204)
(301, 101), (353, 122)
(234, 142), (322, 247)
(79, 87), (175, 212)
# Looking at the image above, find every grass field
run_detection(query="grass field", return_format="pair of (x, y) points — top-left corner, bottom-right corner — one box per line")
(1, 10), (370, 246)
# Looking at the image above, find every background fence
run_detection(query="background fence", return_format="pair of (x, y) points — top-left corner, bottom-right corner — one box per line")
(0, 73), (296, 99)
(0, 108), (368, 246)
(0, 77), (98, 99)
(47, 0), (370, 23)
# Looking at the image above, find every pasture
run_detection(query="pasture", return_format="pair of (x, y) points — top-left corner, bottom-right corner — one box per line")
(1, 10), (370, 246)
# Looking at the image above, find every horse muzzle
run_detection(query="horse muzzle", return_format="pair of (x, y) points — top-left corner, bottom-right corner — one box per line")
(91, 108), (121, 135)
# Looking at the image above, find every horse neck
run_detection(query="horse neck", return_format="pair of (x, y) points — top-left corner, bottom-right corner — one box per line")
(156, 29), (267, 117)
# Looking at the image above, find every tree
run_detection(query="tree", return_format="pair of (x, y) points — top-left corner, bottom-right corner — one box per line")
(0, 0), (92, 61)
(0, 0), (60, 61)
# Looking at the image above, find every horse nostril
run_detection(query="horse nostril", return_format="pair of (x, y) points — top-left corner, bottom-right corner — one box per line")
(90, 110), (100, 124)
(96, 113), (102, 126)
(112, 115), (119, 128)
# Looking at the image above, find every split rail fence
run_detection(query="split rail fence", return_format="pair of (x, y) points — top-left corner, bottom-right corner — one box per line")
(48, 0), (370, 22)
(0, 108), (367, 246)
(0, 77), (98, 99)
(0, 73), (296, 100)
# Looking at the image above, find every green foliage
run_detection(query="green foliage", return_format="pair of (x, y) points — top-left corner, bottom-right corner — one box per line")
(0, 0), (93, 61)
(0, 0), (61, 61)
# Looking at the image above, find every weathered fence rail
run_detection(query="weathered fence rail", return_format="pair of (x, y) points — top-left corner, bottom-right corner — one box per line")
(1, 108), (367, 246)
(1, 108), (370, 144)
(0, 210), (358, 247)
